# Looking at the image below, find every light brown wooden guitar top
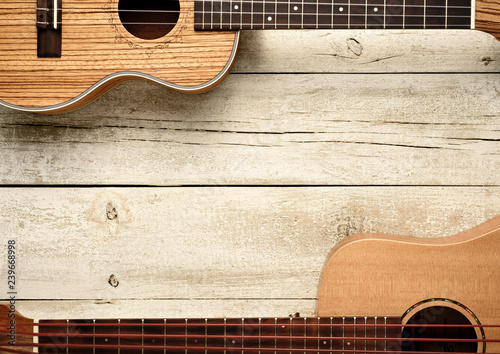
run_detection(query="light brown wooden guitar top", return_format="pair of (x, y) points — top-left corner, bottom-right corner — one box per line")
(319, 214), (500, 352)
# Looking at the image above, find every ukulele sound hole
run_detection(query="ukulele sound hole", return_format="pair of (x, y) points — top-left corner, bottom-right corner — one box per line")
(118, 0), (180, 40)
(402, 306), (478, 352)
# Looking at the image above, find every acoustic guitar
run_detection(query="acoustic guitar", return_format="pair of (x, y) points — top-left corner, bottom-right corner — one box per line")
(0, 0), (499, 113)
(1, 215), (499, 353)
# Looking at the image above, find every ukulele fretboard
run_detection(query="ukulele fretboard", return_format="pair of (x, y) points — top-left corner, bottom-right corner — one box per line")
(194, 0), (472, 29)
(33, 316), (402, 353)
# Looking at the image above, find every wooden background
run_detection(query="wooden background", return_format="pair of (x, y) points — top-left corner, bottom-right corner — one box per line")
(0, 28), (499, 322)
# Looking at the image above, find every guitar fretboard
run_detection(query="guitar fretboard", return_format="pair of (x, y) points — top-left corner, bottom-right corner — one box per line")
(35, 316), (402, 353)
(194, 0), (472, 29)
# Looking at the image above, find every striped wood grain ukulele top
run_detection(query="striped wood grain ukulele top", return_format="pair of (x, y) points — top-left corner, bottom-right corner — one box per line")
(0, 0), (498, 113)
(1, 215), (500, 353)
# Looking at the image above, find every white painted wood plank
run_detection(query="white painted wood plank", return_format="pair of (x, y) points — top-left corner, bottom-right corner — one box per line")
(15, 299), (318, 321)
(1, 187), (498, 302)
(0, 74), (498, 185)
(233, 30), (500, 73)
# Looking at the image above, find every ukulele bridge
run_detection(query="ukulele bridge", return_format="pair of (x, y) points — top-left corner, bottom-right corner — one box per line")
(36, 0), (62, 57)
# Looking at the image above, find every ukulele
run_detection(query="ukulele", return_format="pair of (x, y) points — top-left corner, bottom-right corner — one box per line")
(1, 215), (499, 353)
(0, 0), (499, 113)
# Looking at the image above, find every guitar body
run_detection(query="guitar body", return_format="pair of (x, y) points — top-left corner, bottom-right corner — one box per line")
(0, 0), (239, 113)
(319, 215), (500, 352)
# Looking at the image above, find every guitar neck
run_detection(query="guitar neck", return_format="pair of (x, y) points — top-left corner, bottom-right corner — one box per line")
(194, 0), (473, 30)
(23, 316), (403, 353)
(194, 0), (500, 39)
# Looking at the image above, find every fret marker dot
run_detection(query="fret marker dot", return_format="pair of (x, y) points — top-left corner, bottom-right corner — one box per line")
(339, 6), (344, 11)
(232, 340), (236, 344)
(323, 341), (328, 345)
(293, 5), (298, 10)
(373, 7), (379, 12)
(104, 338), (108, 342)
(268, 16), (273, 21)
(347, 342), (351, 346)
(234, 4), (239, 9)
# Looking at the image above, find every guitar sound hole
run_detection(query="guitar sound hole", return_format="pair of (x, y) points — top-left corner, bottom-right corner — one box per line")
(118, 0), (180, 40)
(402, 306), (478, 352)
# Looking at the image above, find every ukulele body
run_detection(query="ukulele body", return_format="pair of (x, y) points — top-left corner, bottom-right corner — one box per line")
(0, 0), (238, 113)
(318, 216), (500, 352)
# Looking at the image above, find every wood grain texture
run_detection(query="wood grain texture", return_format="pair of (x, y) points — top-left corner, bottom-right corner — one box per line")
(476, 0), (500, 40)
(233, 30), (500, 73)
(318, 215), (500, 351)
(0, 187), (498, 302)
(0, 74), (498, 185)
(0, 0), (237, 111)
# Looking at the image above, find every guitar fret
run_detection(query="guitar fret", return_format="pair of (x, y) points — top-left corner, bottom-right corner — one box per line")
(186, 319), (189, 354)
(117, 319), (121, 354)
(303, 317), (306, 354)
(403, 0), (406, 27)
(242, 318), (245, 354)
(423, 0), (426, 27)
(347, 0), (350, 27)
(317, 317), (320, 354)
(384, 316), (387, 351)
(364, 317), (367, 352)
(342, 317), (345, 354)
(66, 319), (69, 354)
(301, 0), (304, 27)
(205, 319), (208, 354)
(445, 0), (448, 27)
(353, 317), (356, 352)
(275, 317), (278, 354)
(374, 317), (377, 350)
(164, 319), (167, 354)
(142, 319), (145, 354)
(93, 319), (95, 354)
(289, 318), (293, 354)
(202, 0), (205, 29)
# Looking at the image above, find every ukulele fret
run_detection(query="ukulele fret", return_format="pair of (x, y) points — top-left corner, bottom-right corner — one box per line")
(117, 319), (121, 354)
(384, 316), (387, 351)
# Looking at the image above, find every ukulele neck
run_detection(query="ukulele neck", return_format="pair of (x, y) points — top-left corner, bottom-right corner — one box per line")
(27, 316), (402, 353)
(194, 0), (473, 30)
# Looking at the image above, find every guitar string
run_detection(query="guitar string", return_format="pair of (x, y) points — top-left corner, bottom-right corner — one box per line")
(23, 14), (476, 27)
(7, 322), (500, 328)
(3, 342), (499, 354)
(2, 328), (499, 344)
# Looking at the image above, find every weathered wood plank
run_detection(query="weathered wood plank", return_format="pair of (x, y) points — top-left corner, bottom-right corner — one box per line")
(233, 30), (500, 73)
(0, 74), (498, 185)
(0, 187), (498, 302)
(15, 299), (319, 320)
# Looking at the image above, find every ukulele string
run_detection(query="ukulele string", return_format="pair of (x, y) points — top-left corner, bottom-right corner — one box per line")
(2, 328), (499, 344)
(16, 14), (475, 28)
(7, 322), (500, 328)
(2, 343), (500, 354)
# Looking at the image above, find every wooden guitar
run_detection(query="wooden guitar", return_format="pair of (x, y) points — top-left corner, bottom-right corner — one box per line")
(1, 215), (499, 353)
(0, 0), (499, 113)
